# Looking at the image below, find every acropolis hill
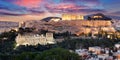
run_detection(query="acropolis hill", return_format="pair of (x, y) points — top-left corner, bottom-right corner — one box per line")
(24, 20), (115, 35)
(22, 13), (115, 35)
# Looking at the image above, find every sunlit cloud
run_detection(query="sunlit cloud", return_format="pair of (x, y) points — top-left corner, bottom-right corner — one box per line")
(14, 0), (43, 8)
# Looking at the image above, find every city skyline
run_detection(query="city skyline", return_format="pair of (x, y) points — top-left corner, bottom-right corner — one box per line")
(0, 0), (120, 22)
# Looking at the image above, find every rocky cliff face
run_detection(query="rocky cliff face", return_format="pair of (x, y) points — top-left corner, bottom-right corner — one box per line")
(24, 20), (115, 35)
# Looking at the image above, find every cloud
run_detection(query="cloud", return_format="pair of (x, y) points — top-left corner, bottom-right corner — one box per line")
(0, 0), (28, 16)
(0, 9), (26, 16)
(44, 2), (105, 14)
(0, 0), (25, 11)
(27, 9), (45, 14)
(0, 0), (108, 21)
(0, 0), (103, 14)
(14, 0), (43, 8)
(62, 0), (100, 6)
(78, 9), (106, 13)
(0, 12), (24, 16)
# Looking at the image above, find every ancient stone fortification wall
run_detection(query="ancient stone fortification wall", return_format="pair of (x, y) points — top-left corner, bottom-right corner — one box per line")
(16, 33), (55, 46)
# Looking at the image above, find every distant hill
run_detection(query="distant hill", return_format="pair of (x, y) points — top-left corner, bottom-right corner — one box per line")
(0, 21), (18, 27)
(107, 15), (120, 20)
(41, 17), (62, 22)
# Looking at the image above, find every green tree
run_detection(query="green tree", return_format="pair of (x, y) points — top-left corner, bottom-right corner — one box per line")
(0, 30), (17, 53)
(35, 48), (80, 60)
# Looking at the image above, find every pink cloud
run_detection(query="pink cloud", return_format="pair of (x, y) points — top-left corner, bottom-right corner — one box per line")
(14, 0), (43, 8)
(56, 3), (88, 9)
(46, 3), (87, 9)
(45, 3), (89, 13)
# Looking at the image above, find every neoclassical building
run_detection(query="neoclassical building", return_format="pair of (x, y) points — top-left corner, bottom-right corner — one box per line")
(16, 32), (56, 46)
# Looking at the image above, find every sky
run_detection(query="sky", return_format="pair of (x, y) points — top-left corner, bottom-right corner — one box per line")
(0, 0), (120, 22)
